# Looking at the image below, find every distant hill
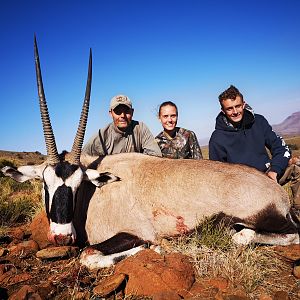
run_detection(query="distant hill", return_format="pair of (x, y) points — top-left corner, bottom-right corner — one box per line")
(0, 150), (45, 166)
(272, 111), (300, 136)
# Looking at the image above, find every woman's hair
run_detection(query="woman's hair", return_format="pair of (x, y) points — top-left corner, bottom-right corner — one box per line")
(158, 101), (178, 116)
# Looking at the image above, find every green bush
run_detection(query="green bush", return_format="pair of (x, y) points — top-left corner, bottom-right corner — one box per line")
(194, 217), (233, 251)
(0, 196), (37, 225)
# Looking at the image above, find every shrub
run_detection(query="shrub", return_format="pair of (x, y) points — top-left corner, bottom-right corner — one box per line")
(167, 217), (288, 297)
(0, 177), (43, 226)
(287, 143), (298, 150)
(0, 196), (37, 225)
(16, 153), (24, 159)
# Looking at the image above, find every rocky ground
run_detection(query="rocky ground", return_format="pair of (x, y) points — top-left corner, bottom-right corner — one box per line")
(0, 212), (299, 300)
(1, 150), (300, 299)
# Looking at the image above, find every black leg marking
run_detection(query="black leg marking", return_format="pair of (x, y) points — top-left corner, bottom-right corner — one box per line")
(73, 181), (96, 247)
(113, 255), (128, 264)
(250, 204), (298, 234)
(90, 232), (148, 256)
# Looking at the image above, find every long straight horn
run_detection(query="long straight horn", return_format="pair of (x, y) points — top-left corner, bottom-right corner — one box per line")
(34, 35), (60, 165)
(69, 49), (92, 165)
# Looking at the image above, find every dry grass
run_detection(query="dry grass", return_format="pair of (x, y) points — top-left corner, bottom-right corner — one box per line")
(0, 150), (45, 166)
(165, 218), (291, 298)
(285, 135), (300, 156)
(0, 158), (43, 227)
(200, 145), (209, 159)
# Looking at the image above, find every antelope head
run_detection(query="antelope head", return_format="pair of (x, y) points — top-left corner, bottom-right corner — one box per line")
(1, 37), (118, 245)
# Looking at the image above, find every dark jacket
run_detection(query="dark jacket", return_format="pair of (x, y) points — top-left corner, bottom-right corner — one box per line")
(209, 106), (291, 177)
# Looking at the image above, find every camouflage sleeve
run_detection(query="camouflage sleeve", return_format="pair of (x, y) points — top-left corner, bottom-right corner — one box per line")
(188, 131), (203, 160)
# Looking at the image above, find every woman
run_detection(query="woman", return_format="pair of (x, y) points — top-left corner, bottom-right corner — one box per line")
(156, 101), (203, 159)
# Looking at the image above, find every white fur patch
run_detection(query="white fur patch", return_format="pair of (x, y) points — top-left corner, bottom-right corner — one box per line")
(232, 229), (300, 246)
(65, 168), (84, 190)
(232, 228), (256, 245)
(44, 166), (83, 218)
(50, 222), (76, 240)
(43, 166), (64, 210)
(80, 245), (146, 269)
(254, 233), (300, 246)
(150, 245), (162, 254)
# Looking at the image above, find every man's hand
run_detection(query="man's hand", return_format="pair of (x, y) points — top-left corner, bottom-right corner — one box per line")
(267, 171), (278, 182)
(289, 156), (300, 166)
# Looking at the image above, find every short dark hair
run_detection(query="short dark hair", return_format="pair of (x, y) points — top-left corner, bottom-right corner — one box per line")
(158, 101), (178, 116)
(218, 85), (244, 103)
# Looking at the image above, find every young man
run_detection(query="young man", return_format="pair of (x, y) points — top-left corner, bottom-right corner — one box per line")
(83, 94), (162, 157)
(209, 85), (300, 211)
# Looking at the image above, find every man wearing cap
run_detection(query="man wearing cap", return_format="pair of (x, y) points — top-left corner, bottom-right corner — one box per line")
(83, 94), (162, 157)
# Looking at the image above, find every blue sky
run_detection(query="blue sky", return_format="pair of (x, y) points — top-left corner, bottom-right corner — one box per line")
(1, 0), (300, 153)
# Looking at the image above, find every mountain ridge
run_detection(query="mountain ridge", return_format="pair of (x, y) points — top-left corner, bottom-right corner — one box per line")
(272, 111), (300, 136)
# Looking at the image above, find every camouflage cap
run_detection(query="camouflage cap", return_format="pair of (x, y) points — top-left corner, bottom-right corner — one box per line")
(110, 94), (132, 110)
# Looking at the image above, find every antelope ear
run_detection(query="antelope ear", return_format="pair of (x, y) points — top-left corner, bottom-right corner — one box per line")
(1, 164), (45, 183)
(84, 169), (120, 187)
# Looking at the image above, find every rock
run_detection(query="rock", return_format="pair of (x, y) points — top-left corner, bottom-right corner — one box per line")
(30, 211), (52, 249)
(152, 290), (181, 300)
(0, 265), (6, 276)
(7, 227), (25, 242)
(273, 244), (300, 261)
(8, 240), (39, 257)
(187, 281), (206, 297)
(273, 290), (289, 300)
(292, 259), (300, 278)
(37, 282), (56, 299)
(187, 277), (230, 299)
(8, 285), (42, 300)
(227, 285), (248, 299)
(204, 277), (229, 292)
(0, 265), (16, 285)
(0, 273), (31, 287)
(223, 295), (249, 300)
(93, 273), (126, 297)
(0, 247), (7, 257)
(189, 286), (219, 299)
(73, 291), (91, 300)
(258, 294), (273, 300)
(36, 246), (79, 259)
(114, 249), (195, 297)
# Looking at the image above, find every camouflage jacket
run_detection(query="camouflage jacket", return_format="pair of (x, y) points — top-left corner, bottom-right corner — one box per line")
(155, 127), (203, 159)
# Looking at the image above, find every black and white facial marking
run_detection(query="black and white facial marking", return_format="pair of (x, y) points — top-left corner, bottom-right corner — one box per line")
(2, 160), (120, 246)
(42, 161), (84, 244)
